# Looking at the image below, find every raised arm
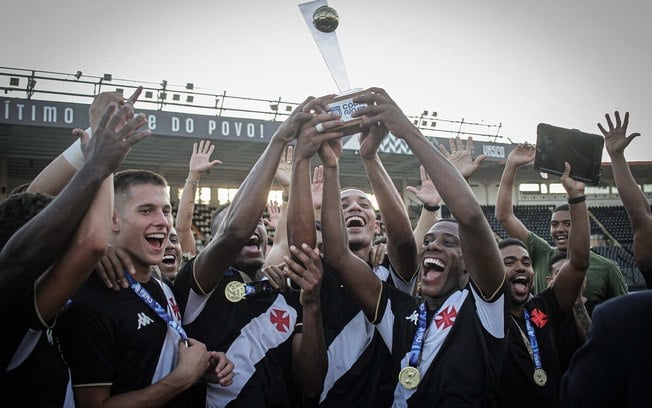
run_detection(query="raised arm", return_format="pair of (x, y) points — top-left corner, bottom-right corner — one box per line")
(599, 111), (652, 286)
(176, 140), (222, 257)
(0, 104), (149, 310)
(193, 98), (314, 292)
(353, 88), (504, 297)
(439, 136), (487, 183)
(286, 99), (343, 259)
(550, 163), (590, 313)
(35, 174), (112, 323)
(319, 139), (381, 319)
(407, 165), (441, 248)
(409, 136), (486, 246)
(359, 125), (418, 281)
(27, 87), (142, 196)
(264, 147), (293, 267)
(495, 143), (536, 242)
(286, 244), (327, 399)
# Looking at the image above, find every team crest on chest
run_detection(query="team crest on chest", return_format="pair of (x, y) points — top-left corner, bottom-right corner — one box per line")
(270, 309), (290, 333)
(529, 308), (548, 328)
(168, 297), (181, 321)
(434, 305), (457, 330)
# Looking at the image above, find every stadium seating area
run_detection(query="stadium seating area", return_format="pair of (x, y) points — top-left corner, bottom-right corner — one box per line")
(180, 202), (644, 290)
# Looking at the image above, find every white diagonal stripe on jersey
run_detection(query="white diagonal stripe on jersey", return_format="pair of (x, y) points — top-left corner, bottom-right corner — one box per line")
(469, 283), (505, 338)
(206, 294), (297, 408)
(7, 328), (41, 370)
(392, 289), (468, 407)
(319, 264), (402, 402)
(320, 310), (375, 402)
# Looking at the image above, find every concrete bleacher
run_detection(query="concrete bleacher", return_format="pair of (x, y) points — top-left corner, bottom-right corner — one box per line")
(590, 206), (633, 244)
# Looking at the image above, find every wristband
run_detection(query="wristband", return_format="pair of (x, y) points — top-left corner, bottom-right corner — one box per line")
(62, 127), (92, 169)
(423, 204), (440, 212)
(567, 195), (586, 205)
(185, 178), (199, 188)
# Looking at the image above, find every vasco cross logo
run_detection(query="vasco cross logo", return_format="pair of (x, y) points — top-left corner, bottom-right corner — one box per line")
(530, 308), (548, 329)
(137, 312), (154, 330)
(270, 309), (290, 333)
(434, 305), (457, 330)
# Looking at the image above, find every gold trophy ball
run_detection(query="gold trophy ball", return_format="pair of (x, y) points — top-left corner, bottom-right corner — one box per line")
(313, 6), (339, 33)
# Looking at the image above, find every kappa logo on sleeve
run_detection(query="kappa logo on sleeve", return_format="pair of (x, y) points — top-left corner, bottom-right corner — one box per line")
(270, 309), (290, 333)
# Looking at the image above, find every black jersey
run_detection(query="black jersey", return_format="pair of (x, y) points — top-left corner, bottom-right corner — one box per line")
(57, 273), (183, 395)
(374, 280), (507, 407)
(0, 282), (74, 407)
(173, 259), (302, 407)
(502, 288), (565, 408)
(319, 258), (416, 408)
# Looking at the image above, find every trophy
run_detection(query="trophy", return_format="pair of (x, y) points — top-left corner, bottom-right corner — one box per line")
(299, 0), (367, 136)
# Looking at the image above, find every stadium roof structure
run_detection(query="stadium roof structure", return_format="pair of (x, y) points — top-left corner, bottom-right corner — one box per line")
(2, 67), (651, 197)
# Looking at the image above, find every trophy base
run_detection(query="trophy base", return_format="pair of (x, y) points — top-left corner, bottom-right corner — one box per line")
(323, 88), (368, 136)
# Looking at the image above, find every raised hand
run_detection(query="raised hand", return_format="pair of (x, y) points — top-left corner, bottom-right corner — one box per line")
(264, 200), (282, 231)
(283, 244), (323, 308)
(274, 145), (293, 189)
(80, 103), (151, 175)
(294, 99), (343, 161)
(359, 116), (389, 160)
(89, 86), (142, 132)
(560, 162), (585, 197)
(598, 111), (641, 157)
(260, 263), (288, 292)
(406, 165), (442, 206)
(369, 241), (387, 268)
(273, 97), (332, 145)
(311, 165), (324, 210)
(506, 142), (536, 167)
(438, 136), (487, 179)
(189, 140), (222, 178)
(351, 87), (418, 138)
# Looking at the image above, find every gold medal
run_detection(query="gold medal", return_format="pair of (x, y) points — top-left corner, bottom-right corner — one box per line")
(398, 366), (420, 389)
(533, 368), (547, 386)
(225, 281), (245, 303)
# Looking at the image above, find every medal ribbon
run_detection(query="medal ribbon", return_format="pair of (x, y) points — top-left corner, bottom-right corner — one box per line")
(244, 280), (276, 297)
(126, 273), (188, 342)
(226, 267), (276, 299)
(407, 301), (428, 369)
(522, 309), (543, 371)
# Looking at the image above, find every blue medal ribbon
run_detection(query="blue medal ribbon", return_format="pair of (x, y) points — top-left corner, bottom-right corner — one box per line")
(244, 280), (276, 297)
(407, 301), (428, 368)
(523, 309), (542, 371)
(226, 267), (276, 299)
(126, 273), (188, 342)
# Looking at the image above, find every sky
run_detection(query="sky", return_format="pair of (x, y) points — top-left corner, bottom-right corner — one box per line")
(2, 0), (651, 161)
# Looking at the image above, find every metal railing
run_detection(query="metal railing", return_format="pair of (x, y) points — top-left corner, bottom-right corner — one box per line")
(0, 66), (504, 141)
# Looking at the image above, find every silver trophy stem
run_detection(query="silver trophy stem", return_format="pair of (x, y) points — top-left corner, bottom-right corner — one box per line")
(299, 0), (351, 92)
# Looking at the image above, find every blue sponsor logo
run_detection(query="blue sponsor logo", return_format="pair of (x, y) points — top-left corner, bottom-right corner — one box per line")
(330, 105), (342, 116)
